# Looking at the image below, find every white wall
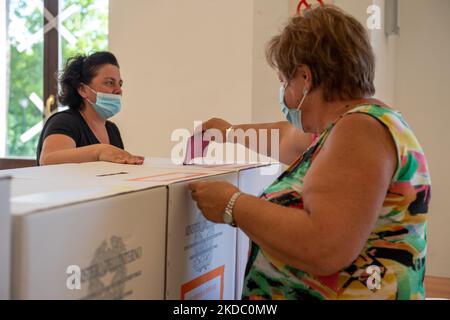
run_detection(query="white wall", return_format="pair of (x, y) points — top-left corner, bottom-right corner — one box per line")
(334, 0), (396, 104)
(109, 0), (254, 157)
(251, 0), (289, 124)
(333, 0), (373, 22)
(394, 0), (450, 278)
(369, 0), (397, 106)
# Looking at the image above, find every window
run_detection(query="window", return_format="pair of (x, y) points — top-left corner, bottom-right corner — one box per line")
(1, 0), (108, 158)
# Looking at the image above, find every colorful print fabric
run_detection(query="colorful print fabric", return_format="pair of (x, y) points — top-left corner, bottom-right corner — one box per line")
(242, 105), (431, 300)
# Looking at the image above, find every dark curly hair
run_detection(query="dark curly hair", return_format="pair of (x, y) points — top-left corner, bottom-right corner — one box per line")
(58, 51), (120, 110)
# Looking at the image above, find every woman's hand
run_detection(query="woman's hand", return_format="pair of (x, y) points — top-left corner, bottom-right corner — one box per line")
(97, 144), (144, 165)
(189, 180), (240, 223)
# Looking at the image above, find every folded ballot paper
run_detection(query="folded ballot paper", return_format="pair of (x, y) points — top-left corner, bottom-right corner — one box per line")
(183, 131), (210, 165)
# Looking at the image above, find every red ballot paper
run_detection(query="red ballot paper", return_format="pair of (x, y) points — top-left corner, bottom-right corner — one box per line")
(183, 131), (210, 165)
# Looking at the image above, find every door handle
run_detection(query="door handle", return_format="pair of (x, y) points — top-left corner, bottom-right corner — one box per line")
(44, 94), (56, 121)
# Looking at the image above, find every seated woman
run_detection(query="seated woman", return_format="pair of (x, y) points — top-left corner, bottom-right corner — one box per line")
(36, 51), (144, 166)
(189, 5), (431, 299)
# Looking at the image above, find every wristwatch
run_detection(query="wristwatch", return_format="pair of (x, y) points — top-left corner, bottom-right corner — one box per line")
(223, 192), (243, 227)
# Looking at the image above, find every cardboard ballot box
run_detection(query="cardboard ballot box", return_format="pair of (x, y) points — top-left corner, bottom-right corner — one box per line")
(10, 183), (168, 299)
(143, 158), (283, 299)
(0, 175), (11, 300)
(164, 173), (238, 300)
(3, 160), (281, 300)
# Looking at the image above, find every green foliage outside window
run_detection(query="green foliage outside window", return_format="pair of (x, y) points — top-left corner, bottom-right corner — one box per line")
(6, 0), (108, 157)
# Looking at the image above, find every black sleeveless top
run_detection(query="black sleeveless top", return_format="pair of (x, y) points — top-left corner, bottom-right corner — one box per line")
(36, 108), (124, 165)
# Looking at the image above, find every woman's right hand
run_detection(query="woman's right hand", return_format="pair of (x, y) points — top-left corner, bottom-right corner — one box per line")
(194, 117), (233, 138)
(97, 144), (145, 165)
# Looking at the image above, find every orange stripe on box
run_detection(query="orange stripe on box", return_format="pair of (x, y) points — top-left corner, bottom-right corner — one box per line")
(128, 172), (208, 182)
(181, 265), (225, 300)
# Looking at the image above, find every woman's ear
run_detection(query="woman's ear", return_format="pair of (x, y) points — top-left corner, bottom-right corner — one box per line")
(296, 64), (313, 92)
(77, 84), (88, 99)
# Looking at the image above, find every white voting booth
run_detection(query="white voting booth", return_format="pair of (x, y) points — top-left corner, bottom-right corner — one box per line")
(0, 175), (11, 300)
(2, 159), (282, 300)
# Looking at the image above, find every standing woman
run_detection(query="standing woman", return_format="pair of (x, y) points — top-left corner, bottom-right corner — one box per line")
(36, 51), (144, 166)
(189, 5), (431, 300)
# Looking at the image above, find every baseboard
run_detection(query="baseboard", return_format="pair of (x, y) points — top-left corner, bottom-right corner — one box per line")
(425, 276), (450, 299)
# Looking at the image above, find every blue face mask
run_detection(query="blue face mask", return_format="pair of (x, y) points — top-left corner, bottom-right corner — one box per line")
(279, 83), (308, 131)
(84, 84), (122, 119)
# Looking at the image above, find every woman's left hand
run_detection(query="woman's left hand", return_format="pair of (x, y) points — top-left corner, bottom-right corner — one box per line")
(188, 180), (241, 223)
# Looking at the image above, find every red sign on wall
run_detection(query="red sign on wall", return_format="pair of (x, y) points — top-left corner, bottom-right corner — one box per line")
(297, 0), (324, 15)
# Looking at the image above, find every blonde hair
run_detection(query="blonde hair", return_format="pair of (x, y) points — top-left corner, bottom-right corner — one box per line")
(266, 5), (375, 101)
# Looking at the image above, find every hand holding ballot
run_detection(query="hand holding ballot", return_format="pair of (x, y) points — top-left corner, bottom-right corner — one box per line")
(183, 131), (210, 165)
(193, 118), (232, 139)
(184, 117), (234, 165)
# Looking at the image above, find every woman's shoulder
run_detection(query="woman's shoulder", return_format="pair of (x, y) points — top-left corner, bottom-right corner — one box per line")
(41, 108), (84, 138)
(46, 108), (82, 124)
(345, 102), (410, 134)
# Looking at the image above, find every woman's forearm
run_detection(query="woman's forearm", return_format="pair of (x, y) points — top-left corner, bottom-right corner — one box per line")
(40, 144), (104, 165)
(229, 122), (312, 165)
(228, 121), (284, 155)
(233, 194), (337, 276)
